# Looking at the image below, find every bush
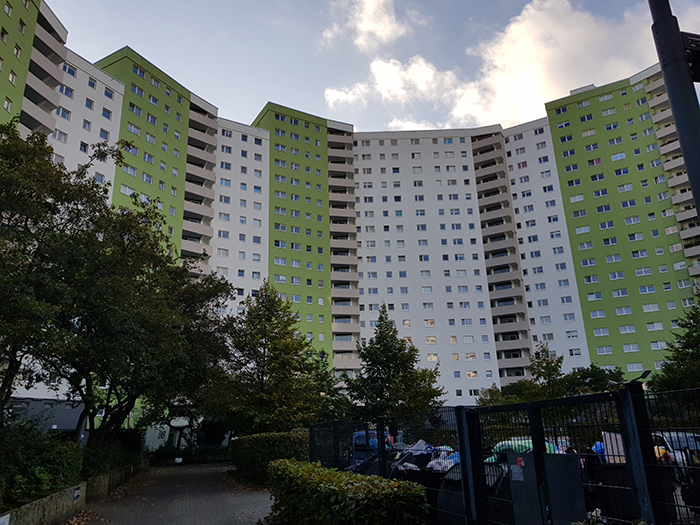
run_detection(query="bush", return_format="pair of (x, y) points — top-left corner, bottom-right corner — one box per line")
(0, 422), (83, 509)
(268, 459), (429, 525)
(231, 430), (309, 485)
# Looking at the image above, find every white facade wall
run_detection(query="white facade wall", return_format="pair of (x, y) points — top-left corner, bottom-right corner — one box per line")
(211, 118), (270, 312)
(353, 130), (500, 406)
(48, 49), (124, 197)
(504, 118), (590, 372)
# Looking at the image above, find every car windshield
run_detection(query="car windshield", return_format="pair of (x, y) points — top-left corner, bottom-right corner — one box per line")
(665, 433), (700, 450)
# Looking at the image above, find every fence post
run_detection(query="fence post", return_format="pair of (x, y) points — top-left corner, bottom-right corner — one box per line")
(528, 404), (553, 525)
(333, 420), (340, 469)
(455, 406), (485, 525)
(617, 383), (656, 524)
(377, 416), (387, 477)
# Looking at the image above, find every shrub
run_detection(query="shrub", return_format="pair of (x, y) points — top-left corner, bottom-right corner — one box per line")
(0, 422), (83, 509)
(268, 459), (428, 525)
(231, 430), (309, 485)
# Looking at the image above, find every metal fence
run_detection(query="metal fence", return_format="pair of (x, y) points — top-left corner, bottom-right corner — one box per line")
(309, 384), (700, 525)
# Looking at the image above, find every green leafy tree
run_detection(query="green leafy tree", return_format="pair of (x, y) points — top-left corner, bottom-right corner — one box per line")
(43, 199), (233, 447)
(0, 121), (233, 444)
(344, 303), (444, 419)
(478, 343), (623, 406)
(213, 280), (338, 435)
(648, 302), (700, 391)
(0, 121), (117, 423)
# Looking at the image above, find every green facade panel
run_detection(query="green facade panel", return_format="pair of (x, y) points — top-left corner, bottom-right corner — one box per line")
(546, 78), (693, 377)
(0, 0), (39, 125)
(254, 103), (333, 358)
(96, 47), (191, 251)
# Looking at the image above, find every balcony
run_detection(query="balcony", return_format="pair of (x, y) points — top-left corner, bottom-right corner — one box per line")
(664, 156), (685, 173)
(332, 322), (361, 333)
(478, 191), (509, 209)
(490, 303), (526, 317)
(676, 207), (696, 223)
(187, 144), (216, 168)
(488, 286), (522, 301)
(656, 124), (677, 141)
(329, 222), (356, 233)
(19, 97), (55, 134)
(493, 319), (529, 333)
(331, 287), (359, 298)
(24, 72), (59, 111)
(188, 127), (217, 151)
(32, 22), (67, 66)
(185, 181), (214, 201)
(495, 338), (530, 351)
(680, 226), (700, 241)
(180, 238), (208, 257)
(185, 163), (216, 184)
(183, 199), (214, 220)
(484, 252), (518, 267)
(487, 268), (520, 284)
(328, 207), (355, 219)
(330, 238), (357, 250)
(328, 177), (354, 188)
(672, 191), (694, 206)
(684, 245), (700, 258)
(645, 77), (665, 95)
(28, 48), (62, 89)
(689, 265), (700, 277)
(668, 173), (689, 189)
(182, 219), (213, 239)
(328, 192), (354, 204)
(188, 110), (217, 134)
(652, 108), (673, 125)
(332, 340), (357, 352)
(649, 92), (670, 110)
(331, 304), (359, 315)
(660, 139), (681, 157)
(331, 270), (359, 282)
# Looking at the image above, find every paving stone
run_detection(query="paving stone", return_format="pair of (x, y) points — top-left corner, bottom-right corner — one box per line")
(81, 464), (272, 525)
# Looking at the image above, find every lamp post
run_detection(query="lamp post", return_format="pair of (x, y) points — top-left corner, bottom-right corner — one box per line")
(648, 0), (700, 207)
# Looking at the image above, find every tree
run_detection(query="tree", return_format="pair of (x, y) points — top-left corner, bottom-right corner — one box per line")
(0, 121), (116, 423)
(43, 199), (233, 447)
(212, 280), (338, 435)
(0, 121), (234, 445)
(344, 303), (444, 419)
(478, 343), (624, 406)
(648, 301), (700, 391)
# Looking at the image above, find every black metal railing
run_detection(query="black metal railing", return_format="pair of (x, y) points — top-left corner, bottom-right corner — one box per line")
(310, 384), (700, 525)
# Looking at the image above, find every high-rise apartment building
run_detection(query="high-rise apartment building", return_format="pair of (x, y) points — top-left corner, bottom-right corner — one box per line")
(9, 0), (700, 403)
(1, 0), (66, 136)
(546, 64), (694, 375)
(503, 118), (590, 373)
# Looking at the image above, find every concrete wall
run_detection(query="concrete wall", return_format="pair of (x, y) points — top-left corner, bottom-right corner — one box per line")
(2, 483), (86, 525)
(0, 459), (149, 525)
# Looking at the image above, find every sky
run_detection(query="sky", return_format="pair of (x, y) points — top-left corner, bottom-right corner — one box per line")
(48, 0), (700, 132)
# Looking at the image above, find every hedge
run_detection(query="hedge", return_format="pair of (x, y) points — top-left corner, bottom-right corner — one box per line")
(230, 429), (309, 484)
(268, 459), (429, 525)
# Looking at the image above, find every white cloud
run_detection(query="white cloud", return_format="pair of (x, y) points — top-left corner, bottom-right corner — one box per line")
(387, 117), (439, 131)
(321, 0), (420, 53)
(325, 0), (700, 127)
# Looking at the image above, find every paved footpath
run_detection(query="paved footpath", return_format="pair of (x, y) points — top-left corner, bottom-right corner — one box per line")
(76, 464), (272, 525)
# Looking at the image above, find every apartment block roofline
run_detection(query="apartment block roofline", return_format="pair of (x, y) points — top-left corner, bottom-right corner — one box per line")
(38, 0), (68, 44)
(355, 123), (504, 137)
(630, 63), (662, 84)
(253, 101), (353, 128)
(218, 115), (270, 136)
(503, 116), (549, 133)
(64, 47), (125, 92)
(95, 46), (193, 98)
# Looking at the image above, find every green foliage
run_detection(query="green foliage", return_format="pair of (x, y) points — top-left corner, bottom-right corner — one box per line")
(344, 304), (444, 419)
(648, 301), (700, 391)
(207, 280), (340, 435)
(268, 459), (429, 525)
(0, 422), (83, 509)
(0, 122), (234, 445)
(231, 430), (309, 485)
(478, 343), (624, 406)
(81, 440), (142, 478)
